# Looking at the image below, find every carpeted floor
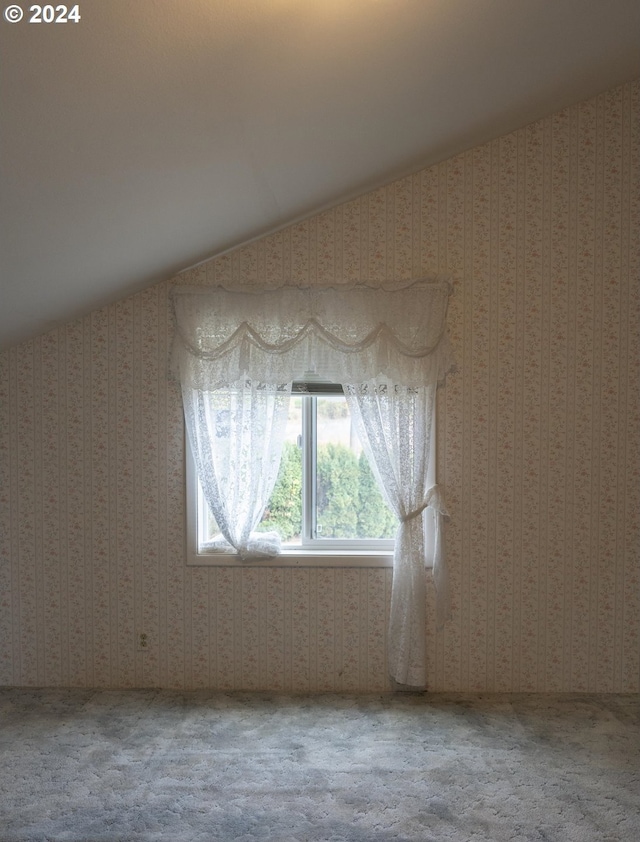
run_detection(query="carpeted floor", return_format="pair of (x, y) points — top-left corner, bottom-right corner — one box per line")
(0, 689), (638, 842)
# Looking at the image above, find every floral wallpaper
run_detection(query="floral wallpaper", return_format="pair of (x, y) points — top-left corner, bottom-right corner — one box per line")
(1, 80), (638, 692)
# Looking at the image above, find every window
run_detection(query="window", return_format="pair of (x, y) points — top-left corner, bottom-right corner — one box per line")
(186, 380), (436, 568)
(173, 281), (453, 684)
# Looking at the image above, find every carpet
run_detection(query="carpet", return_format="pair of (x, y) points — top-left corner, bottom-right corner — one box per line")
(0, 689), (638, 841)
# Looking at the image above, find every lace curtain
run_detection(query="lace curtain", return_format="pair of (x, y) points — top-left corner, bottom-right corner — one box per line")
(170, 281), (452, 390)
(182, 381), (291, 559)
(171, 279), (454, 688)
(344, 382), (450, 687)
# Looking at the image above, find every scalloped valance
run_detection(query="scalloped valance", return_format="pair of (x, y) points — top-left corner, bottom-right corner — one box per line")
(170, 279), (454, 389)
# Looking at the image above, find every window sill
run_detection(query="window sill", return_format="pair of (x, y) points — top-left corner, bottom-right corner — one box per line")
(186, 548), (395, 568)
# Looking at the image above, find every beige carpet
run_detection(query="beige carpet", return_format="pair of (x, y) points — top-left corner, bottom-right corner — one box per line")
(0, 689), (638, 841)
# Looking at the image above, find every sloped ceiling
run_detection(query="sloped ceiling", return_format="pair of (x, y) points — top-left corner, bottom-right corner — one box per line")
(1, 0), (638, 350)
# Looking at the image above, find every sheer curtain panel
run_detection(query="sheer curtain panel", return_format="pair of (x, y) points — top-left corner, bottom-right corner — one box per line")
(182, 381), (291, 559)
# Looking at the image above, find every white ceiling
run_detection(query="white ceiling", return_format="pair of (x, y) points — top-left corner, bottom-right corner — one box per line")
(1, 0), (638, 350)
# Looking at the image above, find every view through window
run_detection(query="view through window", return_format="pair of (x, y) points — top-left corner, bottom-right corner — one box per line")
(199, 393), (396, 550)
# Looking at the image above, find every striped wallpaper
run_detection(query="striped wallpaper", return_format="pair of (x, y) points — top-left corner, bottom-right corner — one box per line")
(1, 80), (638, 692)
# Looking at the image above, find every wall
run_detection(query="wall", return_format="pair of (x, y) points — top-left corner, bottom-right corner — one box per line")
(1, 80), (638, 692)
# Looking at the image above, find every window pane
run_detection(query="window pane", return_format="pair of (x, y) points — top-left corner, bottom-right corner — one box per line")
(201, 397), (303, 546)
(200, 394), (395, 547)
(315, 397), (395, 539)
(256, 396), (303, 544)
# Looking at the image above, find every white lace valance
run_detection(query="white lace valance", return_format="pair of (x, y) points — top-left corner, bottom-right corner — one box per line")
(171, 279), (454, 389)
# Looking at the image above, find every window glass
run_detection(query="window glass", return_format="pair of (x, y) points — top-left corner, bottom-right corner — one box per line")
(257, 396), (303, 543)
(314, 396), (395, 540)
(199, 394), (395, 549)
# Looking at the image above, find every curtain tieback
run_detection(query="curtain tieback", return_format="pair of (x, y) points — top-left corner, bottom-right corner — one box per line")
(400, 502), (429, 523)
(400, 485), (449, 523)
(424, 484), (449, 517)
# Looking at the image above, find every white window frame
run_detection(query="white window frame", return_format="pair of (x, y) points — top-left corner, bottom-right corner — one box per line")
(185, 387), (436, 569)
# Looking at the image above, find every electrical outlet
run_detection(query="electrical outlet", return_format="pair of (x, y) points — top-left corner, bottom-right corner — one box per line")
(138, 633), (148, 650)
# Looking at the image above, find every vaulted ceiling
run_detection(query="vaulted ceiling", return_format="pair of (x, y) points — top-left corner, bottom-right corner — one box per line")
(1, 0), (638, 350)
